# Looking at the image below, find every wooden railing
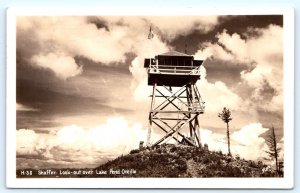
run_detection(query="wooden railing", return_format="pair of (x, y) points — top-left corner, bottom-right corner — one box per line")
(148, 64), (201, 75)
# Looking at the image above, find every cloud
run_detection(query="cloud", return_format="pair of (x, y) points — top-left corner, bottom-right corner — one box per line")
(199, 79), (243, 113)
(24, 107), (273, 169)
(17, 117), (282, 169)
(129, 37), (169, 101)
(17, 129), (40, 156)
(231, 123), (269, 160)
(201, 123), (271, 160)
(147, 16), (219, 40)
(195, 24), (283, 113)
(16, 15), (221, 109)
(196, 66), (244, 113)
(17, 16), (133, 63)
(16, 117), (160, 169)
(200, 128), (227, 151)
(17, 16), (218, 80)
(31, 53), (82, 80)
(195, 42), (234, 61)
(217, 30), (249, 61)
(17, 17), (126, 80)
(16, 103), (38, 112)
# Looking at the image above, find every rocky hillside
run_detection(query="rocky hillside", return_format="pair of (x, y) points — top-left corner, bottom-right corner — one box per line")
(85, 144), (280, 178)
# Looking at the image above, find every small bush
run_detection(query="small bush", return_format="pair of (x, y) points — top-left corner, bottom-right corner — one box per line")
(202, 156), (209, 164)
(170, 146), (177, 153)
(130, 149), (140, 154)
(226, 157), (232, 163)
(156, 149), (162, 154)
(248, 160), (258, 168)
(176, 159), (187, 172)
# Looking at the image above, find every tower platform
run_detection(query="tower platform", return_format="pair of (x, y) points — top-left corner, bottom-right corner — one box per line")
(145, 51), (203, 87)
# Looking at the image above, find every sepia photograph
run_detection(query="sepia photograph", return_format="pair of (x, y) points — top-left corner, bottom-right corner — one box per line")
(6, 7), (294, 188)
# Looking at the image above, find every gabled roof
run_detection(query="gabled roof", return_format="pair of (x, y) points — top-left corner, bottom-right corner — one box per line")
(159, 51), (192, 57)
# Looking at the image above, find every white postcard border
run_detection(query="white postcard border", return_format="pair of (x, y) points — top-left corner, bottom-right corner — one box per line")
(6, 6), (294, 189)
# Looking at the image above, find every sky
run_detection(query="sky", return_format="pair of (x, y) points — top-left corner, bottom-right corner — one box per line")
(16, 15), (284, 169)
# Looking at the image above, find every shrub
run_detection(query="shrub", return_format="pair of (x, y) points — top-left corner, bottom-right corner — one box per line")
(248, 160), (258, 168)
(202, 156), (210, 164)
(130, 149), (140, 154)
(257, 161), (263, 167)
(186, 153), (192, 159)
(231, 167), (243, 177)
(178, 151), (185, 157)
(217, 150), (223, 155)
(226, 157), (232, 163)
(170, 146), (177, 153)
(193, 156), (199, 162)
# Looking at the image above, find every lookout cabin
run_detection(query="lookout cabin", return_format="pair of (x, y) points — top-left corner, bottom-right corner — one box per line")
(144, 51), (203, 87)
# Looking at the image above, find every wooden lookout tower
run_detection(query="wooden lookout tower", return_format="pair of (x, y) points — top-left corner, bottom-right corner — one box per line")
(144, 51), (205, 147)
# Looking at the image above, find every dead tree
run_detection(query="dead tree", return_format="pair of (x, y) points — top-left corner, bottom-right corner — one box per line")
(218, 107), (232, 156)
(265, 126), (281, 174)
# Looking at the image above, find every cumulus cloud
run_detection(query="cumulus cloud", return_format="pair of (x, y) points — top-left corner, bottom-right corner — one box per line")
(231, 123), (269, 160)
(17, 118), (277, 169)
(195, 24), (283, 113)
(195, 42), (234, 61)
(129, 37), (169, 101)
(16, 117), (160, 169)
(217, 30), (249, 61)
(147, 16), (219, 40)
(201, 123), (271, 160)
(31, 53), (82, 79)
(17, 15), (219, 87)
(17, 129), (39, 156)
(17, 16), (134, 79)
(196, 66), (244, 113)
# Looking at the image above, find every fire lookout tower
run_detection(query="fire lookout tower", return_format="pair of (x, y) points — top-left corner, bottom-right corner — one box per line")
(144, 51), (205, 147)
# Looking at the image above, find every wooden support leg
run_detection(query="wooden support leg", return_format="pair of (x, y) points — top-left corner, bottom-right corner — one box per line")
(146, 82), (156, 147)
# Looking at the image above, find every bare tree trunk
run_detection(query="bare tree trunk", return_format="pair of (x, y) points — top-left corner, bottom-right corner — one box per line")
(265, 126), (281, 176)
(275, 156), (278, 174)
(271, 127), (279, 174)
(227, 122), (231, 155)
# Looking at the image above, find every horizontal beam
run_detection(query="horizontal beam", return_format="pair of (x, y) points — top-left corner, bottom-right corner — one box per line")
(149, 95), (188, 98)
(150, 64), (199, 69)
(151, 110), (204, 114)
(148, 71), (200, 76)
(152, 117), (189, 121)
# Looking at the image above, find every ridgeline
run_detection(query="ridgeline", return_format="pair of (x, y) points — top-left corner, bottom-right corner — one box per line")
(88, 144), (280, 178)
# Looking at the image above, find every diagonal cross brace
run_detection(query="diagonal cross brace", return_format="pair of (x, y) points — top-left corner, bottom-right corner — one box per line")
(155, 89), (181, 111)
(152, 114), (197, 146)
(152, 120), (181, 143)
(152, 116), (190, 144)
(154, 85), (186, 111)
(161, 84), (190, 108)
(153, 84), (190, 118)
